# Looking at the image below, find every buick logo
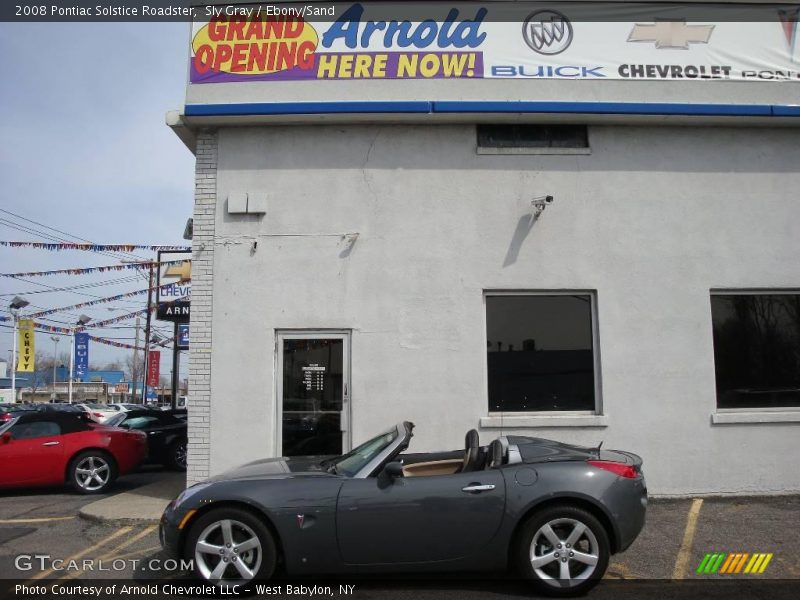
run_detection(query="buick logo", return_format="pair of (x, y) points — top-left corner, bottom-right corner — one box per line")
(523, 10), (573, 55)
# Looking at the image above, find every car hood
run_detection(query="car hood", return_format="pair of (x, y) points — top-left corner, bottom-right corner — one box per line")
(207, 455), (335, 482)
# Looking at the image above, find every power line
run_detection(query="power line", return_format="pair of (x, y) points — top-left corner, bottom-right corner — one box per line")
(0, 208), (149, 263)
(0, 274), (143, 297)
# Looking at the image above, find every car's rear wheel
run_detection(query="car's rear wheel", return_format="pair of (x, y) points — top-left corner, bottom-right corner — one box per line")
(68, 450), (117, 494)
(186, 508), (276, 584)
(168, 439), (187, 471)
(516, 505), (610, 596)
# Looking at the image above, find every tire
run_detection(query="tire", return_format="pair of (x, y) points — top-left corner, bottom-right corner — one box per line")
(186, 507), (277, 584)
(168, 439), (187, 471)
(68, 450), (117, 495)
(516, 505), (610, 597)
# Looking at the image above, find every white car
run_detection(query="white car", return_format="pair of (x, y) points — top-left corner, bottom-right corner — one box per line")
(107, 403), (144, 413)
(78, 402), (143, 423)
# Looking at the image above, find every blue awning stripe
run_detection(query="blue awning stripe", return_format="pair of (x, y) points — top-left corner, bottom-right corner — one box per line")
(184, 101), (800, 118)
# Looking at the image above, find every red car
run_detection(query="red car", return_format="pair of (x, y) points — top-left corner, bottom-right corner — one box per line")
(0, 410), (147, 494)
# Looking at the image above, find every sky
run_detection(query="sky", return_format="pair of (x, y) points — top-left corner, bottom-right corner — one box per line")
(0, 22), (195, 380)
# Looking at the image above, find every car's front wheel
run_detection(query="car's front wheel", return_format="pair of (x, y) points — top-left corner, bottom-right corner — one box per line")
(186, 508), (277, 584)
(68, 450), (117, 494)
(516, 505), (610, 596)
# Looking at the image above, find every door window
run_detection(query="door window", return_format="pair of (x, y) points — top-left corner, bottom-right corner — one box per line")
(280, 337), (346, 456)
(11, 421), (61, 440)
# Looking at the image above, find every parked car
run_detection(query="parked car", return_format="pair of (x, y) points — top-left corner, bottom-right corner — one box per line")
(73, 402), (116, 423)
(164, 408), (187, 421)
(0, 403), (38, 423)
(161, 422), (647, 595)
(106, 409), (186, 470)
(35, 403), (85, 413)
(0, 411), (147, 494)
(107, 403), (144, 412)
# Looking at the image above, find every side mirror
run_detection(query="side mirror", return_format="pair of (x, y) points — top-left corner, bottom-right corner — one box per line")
(383, 461), (404, 479)
(1, 431), (12, 444)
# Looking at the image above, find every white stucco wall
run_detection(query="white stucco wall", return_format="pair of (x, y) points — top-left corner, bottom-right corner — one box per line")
(197, 123), (800, 495)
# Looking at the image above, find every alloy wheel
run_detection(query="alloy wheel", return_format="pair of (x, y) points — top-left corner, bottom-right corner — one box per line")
(174, 442), (187, 469)
(194, 518), (262, 582)
(529, 517), (600, 587)
(74, 456), (111, 492)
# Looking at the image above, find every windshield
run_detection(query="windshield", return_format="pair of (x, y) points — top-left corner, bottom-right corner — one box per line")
(105, 413), (127, 427)
(0, 417), (18, 435)
(329, 427), (399, 477)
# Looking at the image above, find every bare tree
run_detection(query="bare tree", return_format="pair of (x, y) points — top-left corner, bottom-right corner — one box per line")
(124, 352), (144, 381)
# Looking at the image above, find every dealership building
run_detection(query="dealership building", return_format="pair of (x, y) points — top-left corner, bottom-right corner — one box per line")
(169, 1), (800, 495)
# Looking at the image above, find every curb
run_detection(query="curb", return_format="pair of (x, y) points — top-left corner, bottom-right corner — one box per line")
(77, 507), (160, 526)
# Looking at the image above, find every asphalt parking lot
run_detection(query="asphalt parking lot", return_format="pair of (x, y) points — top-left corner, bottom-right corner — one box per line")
(1, 478), (798, 599)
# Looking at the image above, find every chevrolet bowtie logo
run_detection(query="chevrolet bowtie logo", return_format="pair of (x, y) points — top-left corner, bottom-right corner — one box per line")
(163, 260), (192, 284)
(628, 21), (714, 49)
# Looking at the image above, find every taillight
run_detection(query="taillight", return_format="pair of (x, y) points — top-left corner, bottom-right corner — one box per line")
(587, 460), (638, 479)
(93, 412), (104, 418)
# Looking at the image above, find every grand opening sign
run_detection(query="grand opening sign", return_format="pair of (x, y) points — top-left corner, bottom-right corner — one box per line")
(189, 2), (800, 83)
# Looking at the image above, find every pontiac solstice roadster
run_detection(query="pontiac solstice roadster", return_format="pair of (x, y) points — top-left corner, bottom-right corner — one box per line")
(160, 422), (646, 595)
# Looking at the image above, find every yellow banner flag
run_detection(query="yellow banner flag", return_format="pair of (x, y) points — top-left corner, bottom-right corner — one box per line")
(17, 319), (35, 372)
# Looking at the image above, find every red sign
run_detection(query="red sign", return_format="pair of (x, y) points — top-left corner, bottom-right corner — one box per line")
(147, 351), (160, 388)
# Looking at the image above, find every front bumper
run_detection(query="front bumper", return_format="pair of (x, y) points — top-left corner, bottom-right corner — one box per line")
(159, 503), (184, 560)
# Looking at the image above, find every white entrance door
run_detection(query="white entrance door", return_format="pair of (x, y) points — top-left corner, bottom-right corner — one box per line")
(276, 331), (351, 457)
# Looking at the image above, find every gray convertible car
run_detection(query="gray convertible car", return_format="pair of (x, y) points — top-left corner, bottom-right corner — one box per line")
(160, 422), (646, 595)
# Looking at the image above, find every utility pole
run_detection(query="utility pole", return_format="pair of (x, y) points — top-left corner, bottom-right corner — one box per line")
(142, 263), (155, 404)
(171, 326), (179, 409)
(131, 315), (141, 403)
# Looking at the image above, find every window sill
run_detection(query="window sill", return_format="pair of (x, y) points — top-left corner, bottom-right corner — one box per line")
(480, 414), (609, 428)
(477, 147), (592, 156)
(711, 411), (800, 425)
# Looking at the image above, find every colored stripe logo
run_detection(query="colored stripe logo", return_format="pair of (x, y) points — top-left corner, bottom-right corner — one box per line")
(696, 552), (773, 574)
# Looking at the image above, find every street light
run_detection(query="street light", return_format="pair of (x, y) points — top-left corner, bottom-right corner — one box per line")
(68, 315), (91, 404)
(8, 296), (29, 403)
(50, 336), (60, 397)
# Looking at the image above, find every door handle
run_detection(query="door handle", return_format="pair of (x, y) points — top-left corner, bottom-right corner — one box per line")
(42, 441), (60, 446)
(462, 484), (495, 493)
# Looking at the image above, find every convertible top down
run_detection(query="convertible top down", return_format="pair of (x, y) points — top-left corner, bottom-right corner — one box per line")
(161, 422), (646, 595)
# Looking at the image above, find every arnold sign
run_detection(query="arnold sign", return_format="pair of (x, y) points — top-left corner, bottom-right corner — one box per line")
(190, 3), (800, 83)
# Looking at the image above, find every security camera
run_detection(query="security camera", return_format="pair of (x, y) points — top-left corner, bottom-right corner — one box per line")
(531, 195), (555, 215)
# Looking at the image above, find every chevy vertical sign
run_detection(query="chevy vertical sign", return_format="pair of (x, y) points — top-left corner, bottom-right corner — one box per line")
(17, 319), (35, 372)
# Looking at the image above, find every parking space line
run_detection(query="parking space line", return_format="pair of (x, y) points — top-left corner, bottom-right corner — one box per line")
(103, 524), (158, 559)
(58, 525), (158, 581)
(27, 526), (133, 581)
(0, 517), (75, 524)
(103, 545), (161, 562)
(672, 498), (704, 580)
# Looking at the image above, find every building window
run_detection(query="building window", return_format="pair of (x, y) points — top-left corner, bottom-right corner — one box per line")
(486, 294), (598, 412)
(711, 293), (800, 409)
(477, 124), (589, 154)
